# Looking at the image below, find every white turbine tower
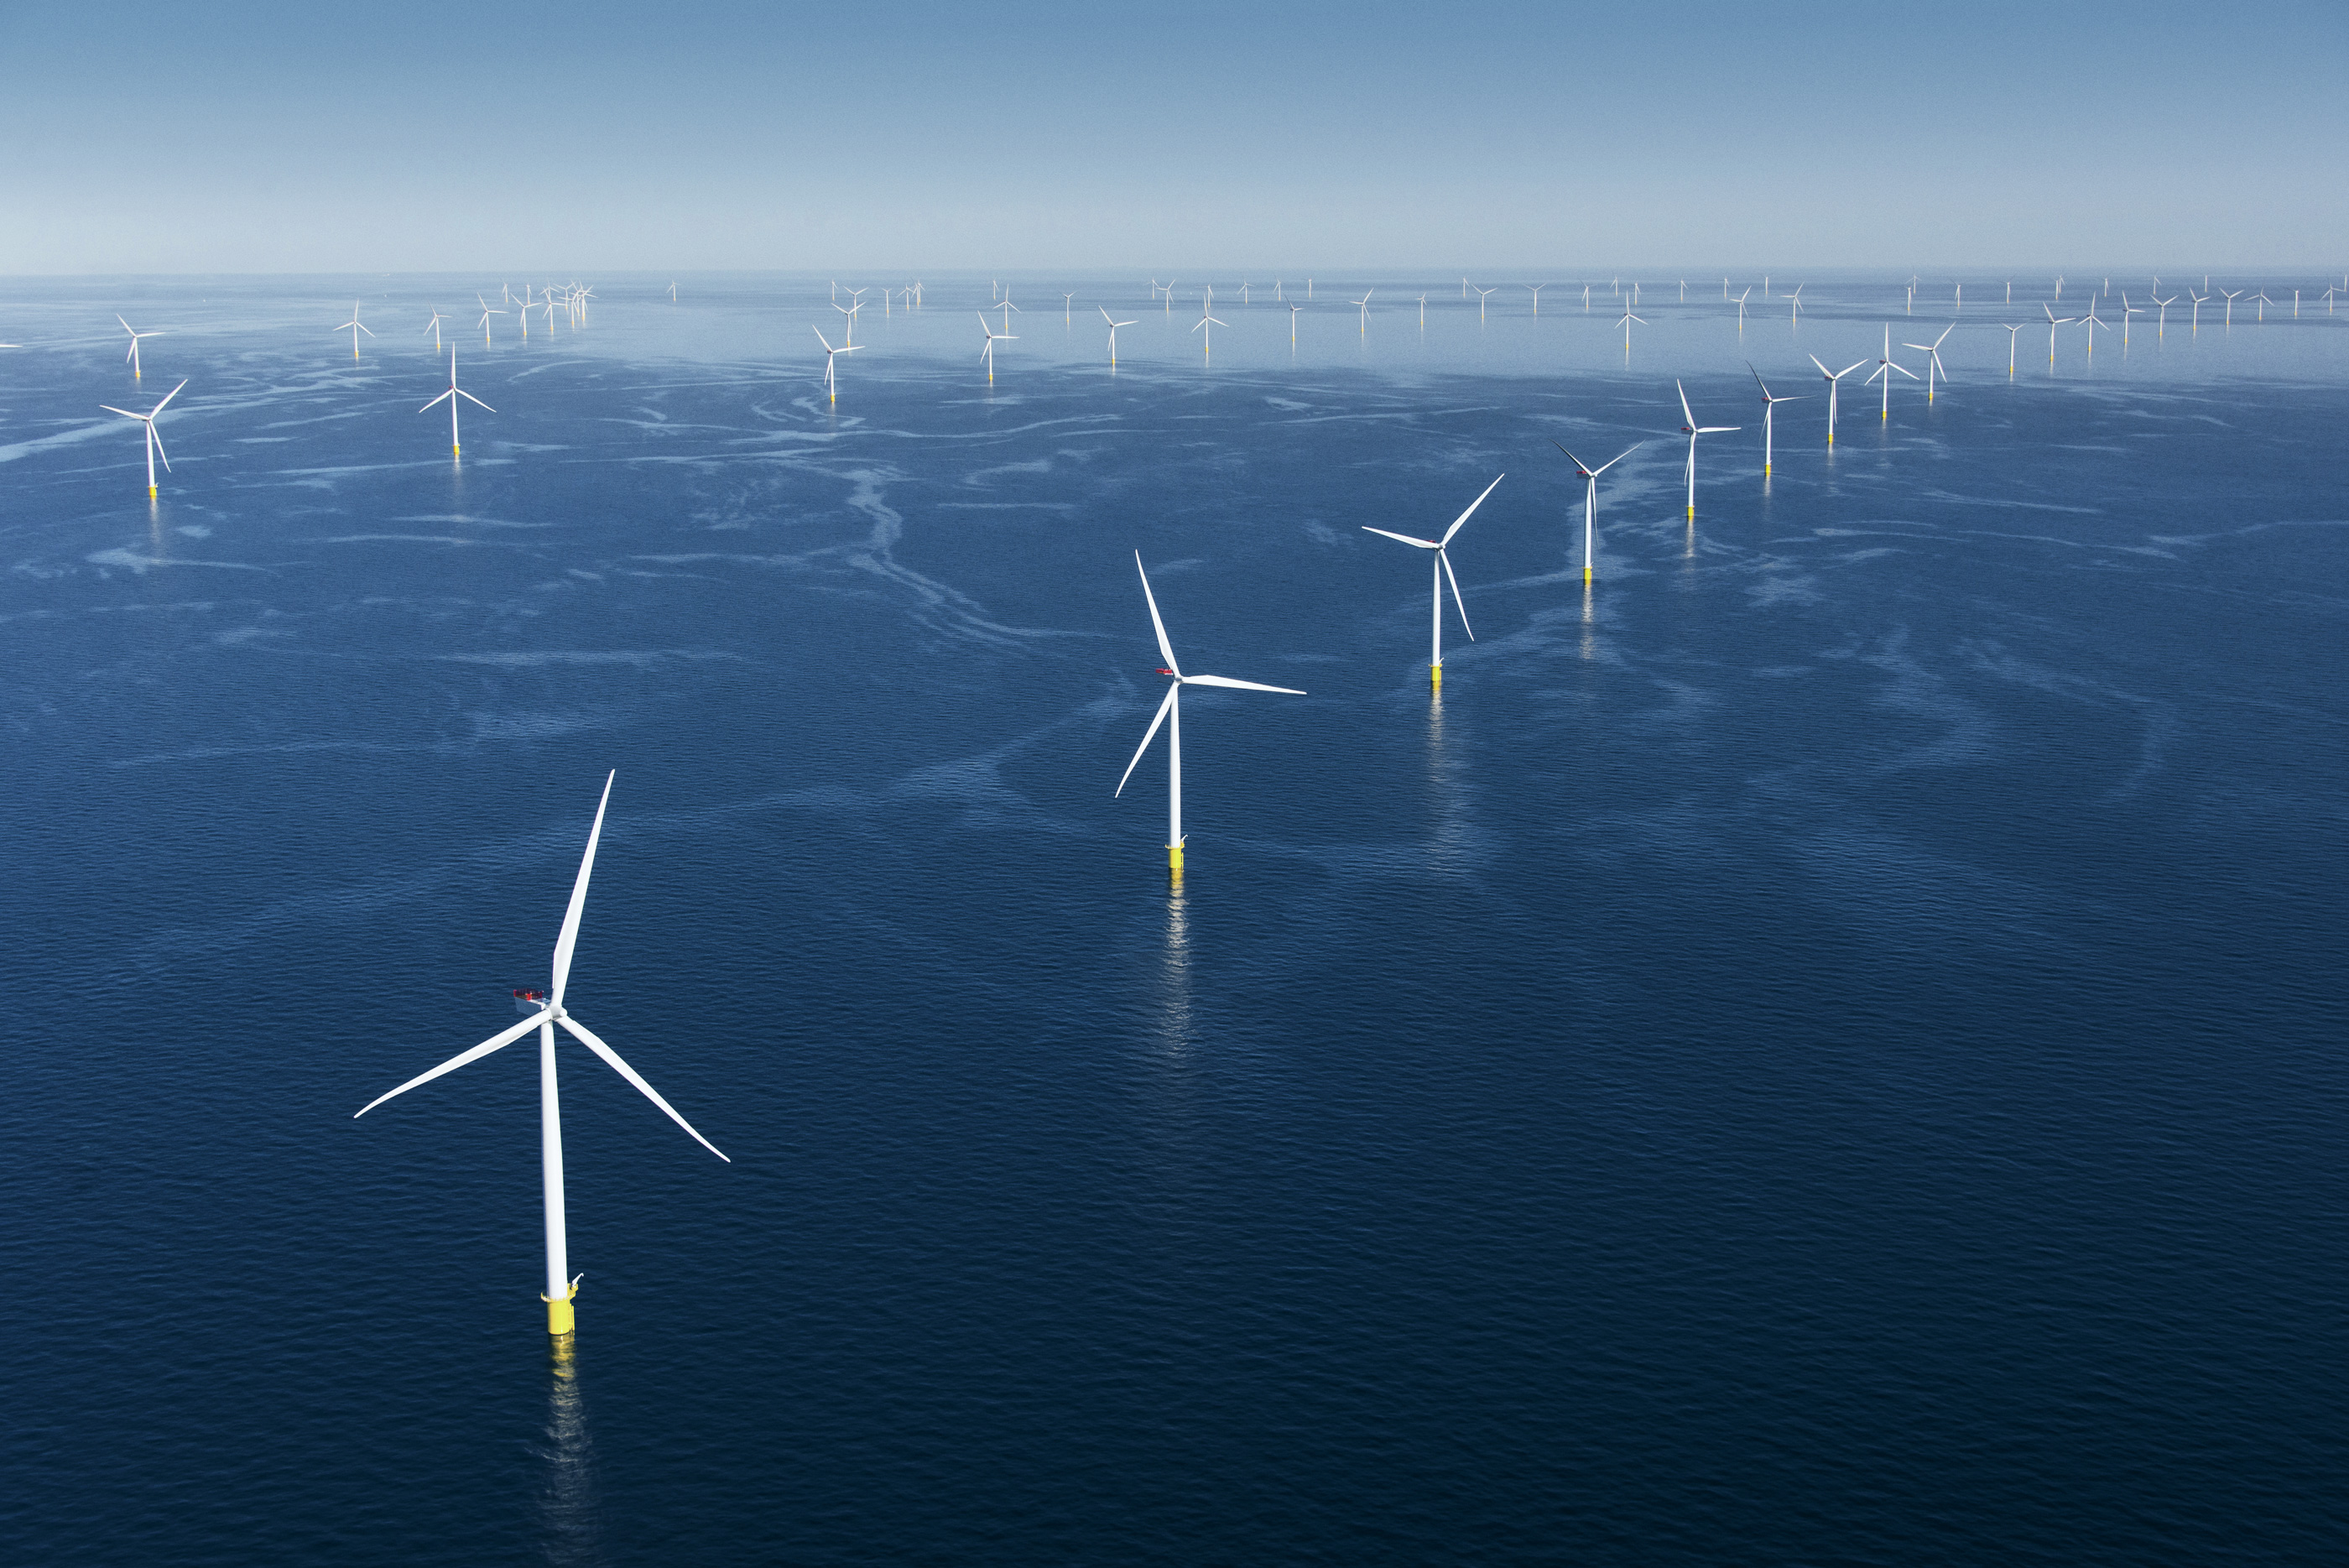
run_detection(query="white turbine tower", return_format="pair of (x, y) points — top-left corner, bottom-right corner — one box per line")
(1554, 441), (1641, 587)
(1901, 323), (1955, 402)
(1865, 326), (1919, 419)
(978, 315), (1016, 383)
(2001, 322), (2026, 378)
(353, 774), (729, 1344)
(1735, 287), (1752, 333)
(1472, 285), (1497, 322)
(1361, 474), (1503, 690)
(477, 294), (506, 347)
(1100, 306), (1137, 367)
(813, 327), (860, 404)
(2078, 294), (2112, 357)
(424, 308), (447, 352)
(99, 379), (187, 499)
(1808, 353), (1867, 445)
(118, 316), (164, 380)
(1675, 382), (1739, 518)
(1747, 365), (1803, 477)
(419, 348), (492, 459)
(1525, 283), (1549, 316)
(1288, 303), (1304, 344)
(1117, 554), (1305, 873)
(1351, 289), (1373, 334)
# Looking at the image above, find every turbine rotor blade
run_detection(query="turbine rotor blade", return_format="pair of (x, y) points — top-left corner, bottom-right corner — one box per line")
(549, 772), (614, 1008)
(558, 1014), (730, 1163)
(457, 390), (494, 410)
(1181, 674), (1305, 694)
(1362, 526), (1439, 549)
(420, 389), (454, 412)
(1440, 472), (1505, 545)
(151, 380), (187, 416)
(354, 1008), (552, 1117)
(1133, 553), (1180, 675)
(1116, 685), (1179, 797)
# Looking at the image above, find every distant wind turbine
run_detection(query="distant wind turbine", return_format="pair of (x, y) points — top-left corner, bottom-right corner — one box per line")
(1473, 285), (1497, 322)
(2218, 287), (2241, 327)
(2000, 321), (2026, 378)
(99, 379), (187, 499)
(1117, 553), (1305, 873)
(1288, 303), (1304, 345)
(1554, 442), (1640, 586)
(1191, 304), (1227, 362)
(1901, 323), (1955, 401)
(1352, 289), (1373, 334)
(813, 326), (859, 404)
(1865, 326), (1920, 419)
(1361, 474), (1503, 690)
(1100, 306), (1137, 367)
(423, 308), (446, 352)
(1617, 302), (1647, 357)
(978, 315), (1016, 383)
(477, 295), (505, 348)
(117, 316), (164, 381)
(353, 773), (729, 1345)
(1675, 382), (1739, 518)
(1747, 365), (1803, 477)
(1808, 353), (1867, 445)
(2078, 294), (2111, 357)
(419, 348), (492, 459)
(1525, 283), (1548, 316)
(2044, 302), (2076, 365)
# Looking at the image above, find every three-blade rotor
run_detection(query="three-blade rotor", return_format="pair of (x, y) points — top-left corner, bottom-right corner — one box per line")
(1117, 553), (1305, 799)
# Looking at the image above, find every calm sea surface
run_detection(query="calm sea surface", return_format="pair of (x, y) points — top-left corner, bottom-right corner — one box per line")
(3, 273), (2346, 1564)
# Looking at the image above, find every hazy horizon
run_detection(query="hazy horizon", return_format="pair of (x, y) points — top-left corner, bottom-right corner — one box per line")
(8, 1), (2344, 273)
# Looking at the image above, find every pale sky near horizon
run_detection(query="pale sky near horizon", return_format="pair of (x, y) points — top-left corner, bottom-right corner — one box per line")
(7, 1), (2342, 274)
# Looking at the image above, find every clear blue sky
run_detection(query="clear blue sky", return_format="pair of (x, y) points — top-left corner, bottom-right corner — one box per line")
(8, 0), (2342, 273)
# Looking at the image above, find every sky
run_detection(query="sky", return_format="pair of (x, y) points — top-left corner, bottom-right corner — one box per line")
(6, 0), (2343, 274)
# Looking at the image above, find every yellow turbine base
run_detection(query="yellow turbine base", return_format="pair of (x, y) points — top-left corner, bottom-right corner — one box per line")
(544, 1283), (577, 1337)
(1686, 505), (1695, 519)
(1431, 663), (1443, 690)
(1583, 565), (1592, 586)
(1167, 843), (1184, 872)
(148, 484), (158, 499)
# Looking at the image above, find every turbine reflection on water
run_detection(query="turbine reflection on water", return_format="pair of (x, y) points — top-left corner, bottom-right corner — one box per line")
(535, 1342), (605, 1566)
(1155, 878), (1193, 1056)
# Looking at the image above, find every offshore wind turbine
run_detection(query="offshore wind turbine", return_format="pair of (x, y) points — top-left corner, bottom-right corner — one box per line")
(1288, 302), (1303, 344)
(2001, 321), (2026, 378)
(477, 295), (505, 347)
(834, 300), (862, 346)
(2078, 294), (2111, 357)
(2120, 294), (2144, 349)
(1554, 441), (1640, 586)
(1617, 302), (1647, 357)
(1735, 287), (1752, 332)
(813, 327), (859, 404)
(2188, 289), (2207, 331)
(117, 316), (164, 380)
(1525, 283), (1548, 316)
(1473, 285), (1497, 322)
(1063, 292), (1076, 323)
(978, 315), (1015, 383)
(1361, 474), (1503, 690)
(1117, 553), (1305, 873)
(994, 292), (1022, 334)
(1865, 326), (1919, 419)
(99, 379), (186, 499)
(2044, 302), (2076, 364)
(1675, 382), (1739, 518)
(1788, 284), (1805, 326)
(1351, 289), (1372, 334)
(2150, 290), (2176, 336)
(353, 774), (729, 1344)
(1191, 304), (1227, 362)
(1100, 306), (1136, 367)
(1808, 353), (1866, 445)
(1901, 323), (1954, 402)
(424, 309), (447, 352)
(2218, 287), (2241, 326)
(1747, 365), (1803, 477)
(2252, 289), (2273, 322)
(419, 348), (492, 458)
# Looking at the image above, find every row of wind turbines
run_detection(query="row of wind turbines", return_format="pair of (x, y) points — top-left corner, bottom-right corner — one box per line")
(49, 269), (2327, 1350)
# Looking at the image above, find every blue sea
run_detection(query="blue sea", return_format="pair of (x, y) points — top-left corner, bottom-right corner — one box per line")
(3, 273), (2345, 1564)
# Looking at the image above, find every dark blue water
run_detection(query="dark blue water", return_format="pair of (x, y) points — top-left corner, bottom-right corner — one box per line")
(5, 274), (2346, 1564)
